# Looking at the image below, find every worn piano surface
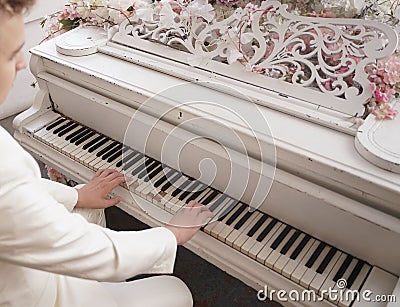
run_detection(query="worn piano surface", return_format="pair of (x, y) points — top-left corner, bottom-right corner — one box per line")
(14, 3), (400, 306)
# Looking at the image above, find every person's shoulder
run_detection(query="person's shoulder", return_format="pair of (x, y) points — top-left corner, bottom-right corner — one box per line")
(0, 126), (25, 159)
(0, 126), (37, 179)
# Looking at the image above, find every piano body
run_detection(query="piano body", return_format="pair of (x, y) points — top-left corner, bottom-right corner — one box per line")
(13, 2), (400, 306)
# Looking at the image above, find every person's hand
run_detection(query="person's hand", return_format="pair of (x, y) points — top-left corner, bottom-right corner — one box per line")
(165, 201), (214, 245)
(75, 169), (126, 209)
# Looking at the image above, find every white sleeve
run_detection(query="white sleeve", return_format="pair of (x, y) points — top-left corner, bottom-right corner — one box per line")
(37, 178), (78, 211)
(0, 131), (177, 282)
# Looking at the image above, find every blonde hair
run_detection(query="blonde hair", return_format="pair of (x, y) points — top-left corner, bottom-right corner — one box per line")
(0, 0), (35, 15)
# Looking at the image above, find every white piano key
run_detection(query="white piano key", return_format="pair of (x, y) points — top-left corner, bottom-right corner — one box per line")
(209, 199), (240, 238)
(240, 216), (273, 255)
(254, 223), (285, 263)
(81, 139), (114, 166)
(89, 142), (120, 169)
(34, 118), (65, 138)
(319, 253), (348, 299)
(247, 220), (281, 260)
(34, 127), (54, 139)
(52, 128), (84, 150)
(332, 258), (358, 305)
(151, 173), (180, 206)
(147, 168), (175, 203)
(309, 250), (341, 293)
(338, 264), (370, 307)
(226, 212), (262, 247)
(140, 171), (166, 197)
(203, 196), (232, 234)
(159, 175), (188, 207)
(299, 245), (331, 288)
(282, 238), (315, 279)
(190, 187), (213, 205)
(291, 240), (320, 284)
(165, 180), (199, 213)
(121, 154), (144, 175)
(136, 167), (165, 196)
(232, 212), (264, 251)
(122, 156), (146, 179)
(216, 205), (249, 242)
(273, 233), (306, 274)
(265, 228), (296, 269)
(70, 134), (100, 158)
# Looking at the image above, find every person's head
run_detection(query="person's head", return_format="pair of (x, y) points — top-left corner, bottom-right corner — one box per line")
(0, 0), (35, 105)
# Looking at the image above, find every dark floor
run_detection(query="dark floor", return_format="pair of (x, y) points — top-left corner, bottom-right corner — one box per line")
(106, 206), (281, 307)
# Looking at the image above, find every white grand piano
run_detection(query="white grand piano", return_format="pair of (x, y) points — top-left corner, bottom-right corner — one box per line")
(13, 2), (400, 306)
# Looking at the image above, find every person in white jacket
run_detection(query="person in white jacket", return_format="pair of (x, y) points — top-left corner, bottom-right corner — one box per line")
(0, 1), (213, 306)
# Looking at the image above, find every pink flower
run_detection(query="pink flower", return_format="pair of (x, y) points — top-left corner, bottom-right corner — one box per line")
(376, 54), (400, 86)
(372, 104), (398, 120)
(373, 87), (389, 103)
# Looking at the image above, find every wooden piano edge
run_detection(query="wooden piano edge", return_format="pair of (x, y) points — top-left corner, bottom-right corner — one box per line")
(13, 131), (398, 307)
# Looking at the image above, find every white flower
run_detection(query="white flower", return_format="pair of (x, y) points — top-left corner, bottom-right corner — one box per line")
(348, 0), (366, 14)
(136, 8), (154, 22)
(185, 0), (215, 23)
(159, 4), (178, 28)
(223, 27), (254, 64)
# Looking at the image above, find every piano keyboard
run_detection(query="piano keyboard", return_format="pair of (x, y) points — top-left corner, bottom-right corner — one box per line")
(33, 115), (372, 306)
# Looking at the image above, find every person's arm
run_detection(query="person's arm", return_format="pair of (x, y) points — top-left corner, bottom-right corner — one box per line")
(37, 169), (124, 212)
(0, 169), (178, 280)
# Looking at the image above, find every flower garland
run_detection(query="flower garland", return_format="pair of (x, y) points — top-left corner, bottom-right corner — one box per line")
(42, 0), (400, 120)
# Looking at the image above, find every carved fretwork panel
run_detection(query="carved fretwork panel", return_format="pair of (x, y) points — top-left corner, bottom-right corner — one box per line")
(111, 1), (397, 116)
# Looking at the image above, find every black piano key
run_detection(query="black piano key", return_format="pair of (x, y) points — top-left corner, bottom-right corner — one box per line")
(102, 143), (123, 160)
(65, 127), (86, 141)
(247, 214), (268, 237)
(69, 128), (90, 143)
(290, 235), (311, 260)
(208, 194), (228, 212)
(75, 131), (96, 146)
(131, 158), (149, 176)
(138, 160), (158, 179)
(185, 185), (207, 204)
(58, 122), (79, 137)
(316, 247), (337, 274)
(83, 135), (104, 150)
(107, 146), (128, 163)
(119, 150), (139, 167)
(53, 121), (74, 134)
(171, 178), (193, 197)
(46, 117), (66, 130)
(160, 172), (181, 191)
(279, 230), (301, 256)
(144, 164), (164, 182)
(346, 260), (366, 289)
(199, 190), (219, 206)
(179, 182), (200, 201)
(270, 225), (292, 250)
(256, 219), (278, 242)
(216, 199), (239, 221)
(57, 123), (78, 137)
(226, 203), (247, 226)
(96, 141), (119, 158)
(305, 242), (326, 268)
(154, 169), (176, 188)
(88, 137), (108, 153)
(333, 254), (353, 282)
(233, 210), (253, 230)
(122, 153), (143, 171)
